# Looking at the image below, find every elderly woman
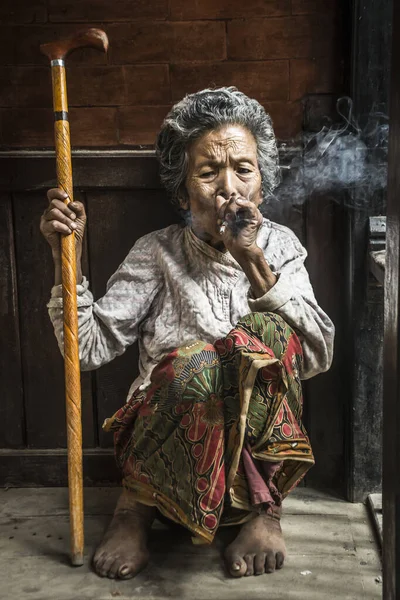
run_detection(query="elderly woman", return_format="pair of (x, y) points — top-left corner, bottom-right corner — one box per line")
(40, 87), (334, 580)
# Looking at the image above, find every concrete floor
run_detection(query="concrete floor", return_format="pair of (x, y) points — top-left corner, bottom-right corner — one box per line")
(0, 487), (382, 600)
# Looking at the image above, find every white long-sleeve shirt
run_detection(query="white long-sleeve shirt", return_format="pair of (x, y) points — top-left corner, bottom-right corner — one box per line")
(48, 219), (334, 396)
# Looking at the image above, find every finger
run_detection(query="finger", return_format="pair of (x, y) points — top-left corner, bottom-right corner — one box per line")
(217, 197), (258, 234)
(217, 195), (250, 218)
(49, 220), (74, 236)
(43, 200), (76, 221)
(218, 200), (240, 229)
(45, 207), (78, 230)
(45, 200), (77, 221)
(47, 199), (86, 222)
(47, 188), (69, 203)
(216, 197), (229, 222)
(231, 197), (258, 219)
(222, 198), (254, 224)
(68, 201), (86, 220)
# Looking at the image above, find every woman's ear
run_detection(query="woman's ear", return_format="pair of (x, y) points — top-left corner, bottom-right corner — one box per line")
(180, 199), (190, 210)
(178, 187), (190, 210)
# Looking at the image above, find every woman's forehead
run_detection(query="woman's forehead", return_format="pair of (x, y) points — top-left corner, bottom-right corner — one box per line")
(190, 124), (257, 162)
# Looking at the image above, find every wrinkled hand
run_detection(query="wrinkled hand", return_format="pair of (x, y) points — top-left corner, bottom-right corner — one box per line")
(217, 197), (263, 262)
(40, 188), (87, 257)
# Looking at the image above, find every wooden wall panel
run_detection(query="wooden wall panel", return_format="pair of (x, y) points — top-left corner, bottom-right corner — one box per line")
(0, 449), (118, 487)
(347, 0), (391, 502)
(12, 192), (95, 448)
(0, 193), (24, 448)
(0, 1), (344, 146)
(0, 151), (349, 492)
(304, 195), (348, 493)
(86, 189), (178, 446)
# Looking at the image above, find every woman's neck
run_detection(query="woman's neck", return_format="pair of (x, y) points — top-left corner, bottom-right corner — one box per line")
(190, 225), (227, 253)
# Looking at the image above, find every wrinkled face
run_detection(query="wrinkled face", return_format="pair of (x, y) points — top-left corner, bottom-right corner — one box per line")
(183, 124), (263, 249)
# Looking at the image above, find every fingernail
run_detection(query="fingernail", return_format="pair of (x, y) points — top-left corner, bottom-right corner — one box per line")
(232, 563), (241, 571)
(70, 213), (76, 219)
(70, 223), (77, 229)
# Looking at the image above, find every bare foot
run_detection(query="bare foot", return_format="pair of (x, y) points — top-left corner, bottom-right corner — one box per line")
(224, 510), (286, 577)
(92, 489), (155, 579)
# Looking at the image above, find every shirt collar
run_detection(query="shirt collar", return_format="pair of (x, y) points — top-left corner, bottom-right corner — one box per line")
(185, 226), (241, 269)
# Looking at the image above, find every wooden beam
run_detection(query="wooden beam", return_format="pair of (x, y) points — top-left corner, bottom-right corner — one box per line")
(0, 449), (118, 487)
(0, 147), (296, 192)
(383, 0), (400, 596)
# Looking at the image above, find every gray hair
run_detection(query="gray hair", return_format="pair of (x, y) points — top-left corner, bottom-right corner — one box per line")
(155, 87), (280, 208)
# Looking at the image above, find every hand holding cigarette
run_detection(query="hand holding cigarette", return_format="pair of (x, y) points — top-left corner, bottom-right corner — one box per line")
(218, 197), (261, 236)
(217, 196), (263, 258)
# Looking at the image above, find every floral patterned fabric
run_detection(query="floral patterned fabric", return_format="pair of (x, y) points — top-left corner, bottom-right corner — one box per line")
(104, 312), (315, 544)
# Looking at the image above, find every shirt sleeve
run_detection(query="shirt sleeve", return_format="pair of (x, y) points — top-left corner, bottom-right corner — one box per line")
(47, 233), (162, 371)
(247, 226), (335, 380)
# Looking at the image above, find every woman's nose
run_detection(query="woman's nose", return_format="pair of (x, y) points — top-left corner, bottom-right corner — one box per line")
(216, 169), (238, 199)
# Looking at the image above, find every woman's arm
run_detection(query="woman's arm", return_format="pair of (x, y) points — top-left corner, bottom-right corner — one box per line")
(244, 226), (334, 380)
(41, 188), (163, 371)
(218, 199), (334, 380)
(47, 234), (162, 371)
(234, 246), (277, 297)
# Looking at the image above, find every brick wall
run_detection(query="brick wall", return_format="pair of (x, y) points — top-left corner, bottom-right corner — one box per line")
(0, 0), (344, 148)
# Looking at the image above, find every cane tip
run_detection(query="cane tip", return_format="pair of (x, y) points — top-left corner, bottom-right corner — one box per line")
(71, 552), (84, 566)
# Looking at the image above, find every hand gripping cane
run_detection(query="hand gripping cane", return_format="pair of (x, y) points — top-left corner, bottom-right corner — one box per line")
(40, 28), (108, 566)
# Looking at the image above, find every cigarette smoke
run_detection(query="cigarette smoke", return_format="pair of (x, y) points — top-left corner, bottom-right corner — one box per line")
(269, 97), (389, 212)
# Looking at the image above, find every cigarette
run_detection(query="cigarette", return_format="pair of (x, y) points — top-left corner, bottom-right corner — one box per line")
(219, 221), (228, 235)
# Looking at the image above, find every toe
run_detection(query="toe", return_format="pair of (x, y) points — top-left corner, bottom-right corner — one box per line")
(254, 553), (267, 575)
(92, 549), (104, 564)
(244, 554), (255, 576)
(265, 551), (276, 574)
(99, 555), (117, 578)
(93, 554), (107, 577)
(227, 554), (247, 578)
(118, 563), (134, 579)
(92, 549), (106, 572)
(108, 559), (121, 579)
(276, 551), (285, 570)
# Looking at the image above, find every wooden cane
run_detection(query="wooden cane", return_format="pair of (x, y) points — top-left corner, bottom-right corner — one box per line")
(40, 28), (108, 566)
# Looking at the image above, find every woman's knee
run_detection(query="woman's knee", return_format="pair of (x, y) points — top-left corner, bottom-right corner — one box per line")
(236, 312), (299, 360)
(238, 311), (293, 333)
(150, 339), (221, 398)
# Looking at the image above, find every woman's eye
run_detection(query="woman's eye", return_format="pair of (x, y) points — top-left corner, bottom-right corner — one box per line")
(200, 171), (215, 178)
(238, 168), (251, 174)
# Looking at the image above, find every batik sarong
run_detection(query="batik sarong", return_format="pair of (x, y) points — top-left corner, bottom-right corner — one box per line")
(103, 312), (315, 544)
